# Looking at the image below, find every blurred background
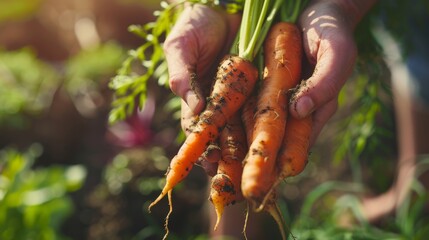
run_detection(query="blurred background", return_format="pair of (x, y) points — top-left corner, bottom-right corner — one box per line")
(0, 0), (428, 240)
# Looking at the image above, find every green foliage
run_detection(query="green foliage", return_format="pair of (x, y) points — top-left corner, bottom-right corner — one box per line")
(333, 7), (395, 183)
(373, 0), (429, 57)
(335, 60), (393, 160)
(0, 145), (87, 240)
(290, 158), (429, 240)
(0, 48), (59, 127)
(0, 0), (43, 22)
(65, 42), (126, 96)
(109, 1), (184, 124)
(0, 42), (126, 126)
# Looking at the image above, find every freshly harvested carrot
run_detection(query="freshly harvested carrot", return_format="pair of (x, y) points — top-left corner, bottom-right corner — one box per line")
(241, 21), (303, 209)
(209, 112), (247, 230)
(149, 55), (258, 210)
(241, 93), (257, 144)
(276, 113), (312, 180)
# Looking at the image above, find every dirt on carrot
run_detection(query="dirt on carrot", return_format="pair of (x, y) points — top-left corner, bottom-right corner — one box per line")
(209, 112), (247, 230)
(241, 22), (303, 210)
(276, 113), (312, 179)
(148, 55), (258, 214)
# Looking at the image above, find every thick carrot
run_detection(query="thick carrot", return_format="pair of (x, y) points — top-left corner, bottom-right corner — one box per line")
(209, 112), (247, 230)
(241, 22), (302, 209)
(149, 55), (258, 210)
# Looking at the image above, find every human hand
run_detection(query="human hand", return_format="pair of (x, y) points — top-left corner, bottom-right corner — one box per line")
(290, 0), (375, 146)
(164, 4), (241, 115)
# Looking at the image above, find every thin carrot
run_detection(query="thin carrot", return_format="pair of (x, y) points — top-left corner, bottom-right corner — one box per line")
(276, 112), (312, 179)
(262, 190), (288, 240)
(209, 112), (247, 230)
(149, 55), (258, 210)
(241, 21), (303, 210)
(241, 93), (257, 144)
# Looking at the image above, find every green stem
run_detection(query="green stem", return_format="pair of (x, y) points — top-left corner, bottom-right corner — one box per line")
(281, 0), (309, 23)
(238, 0), (254, 57)
(237, 0), (309, 61)
(253, 0), (283, 58)
(242, 0), (270, 60)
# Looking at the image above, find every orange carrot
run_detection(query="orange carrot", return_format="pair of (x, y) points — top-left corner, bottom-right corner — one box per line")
(262, 190), (288, 240)
(209, 112), (247, 230)
(276, 113), (312, 180)
(241, 22), (303, 209)
(241, 93), (257, 144)
(149, 55), (258, 210)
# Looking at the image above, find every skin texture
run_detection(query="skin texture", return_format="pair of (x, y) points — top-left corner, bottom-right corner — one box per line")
(164, 4), (241, 114)
(291, 0), (377, 146)
(209, 113), (246, 230)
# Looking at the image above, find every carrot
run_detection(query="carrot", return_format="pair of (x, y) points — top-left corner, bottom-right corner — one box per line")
(209, 112), (247, 230)
(147, 0), (286, 237)
(149, 55), (258, 211)
(241, 21), (303, 210)
(241, 93), (257, 144)
(262, 190), (288, 240)
(276, 112), (312, 179)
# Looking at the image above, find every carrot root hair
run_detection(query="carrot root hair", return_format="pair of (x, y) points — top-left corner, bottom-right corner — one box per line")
(161, 190), (173, 240)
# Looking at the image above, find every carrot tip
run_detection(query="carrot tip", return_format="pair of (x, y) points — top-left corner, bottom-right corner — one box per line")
(148, 190), (167, 212)
(213, 206), (223, 231)
(264, 202), (287, 240)
(162, 190), (173, 240)
(211, 199), (224, 231)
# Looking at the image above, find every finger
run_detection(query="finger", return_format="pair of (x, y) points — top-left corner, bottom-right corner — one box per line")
(197, 143), (221, 176)
(290, 34), (357, 119)
(164, 5), (228, 114)
(308, 98), (338, 147)
(201, 144), (222, 163)
(197, 158), (218, 177)
(164, 8), (204, 114)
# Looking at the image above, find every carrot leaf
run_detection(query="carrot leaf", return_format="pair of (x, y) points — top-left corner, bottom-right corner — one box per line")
(108, 1), (184, 124)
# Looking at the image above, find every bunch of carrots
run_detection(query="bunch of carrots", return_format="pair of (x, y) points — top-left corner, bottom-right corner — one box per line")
(148, 0), (311, 239)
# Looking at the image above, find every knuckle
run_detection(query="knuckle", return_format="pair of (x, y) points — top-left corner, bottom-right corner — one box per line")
(168, 74), (182, 95)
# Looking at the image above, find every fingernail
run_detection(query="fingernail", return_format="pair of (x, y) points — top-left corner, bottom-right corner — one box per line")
(295, 96), (315, 118)
(185, 91), (201, 113)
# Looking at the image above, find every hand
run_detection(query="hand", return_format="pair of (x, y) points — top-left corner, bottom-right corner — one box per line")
(290, 1), (360, 146)
(164, 4), (241, 115)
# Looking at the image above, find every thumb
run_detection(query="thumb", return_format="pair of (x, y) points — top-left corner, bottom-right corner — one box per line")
(290, 39), (357, 118)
